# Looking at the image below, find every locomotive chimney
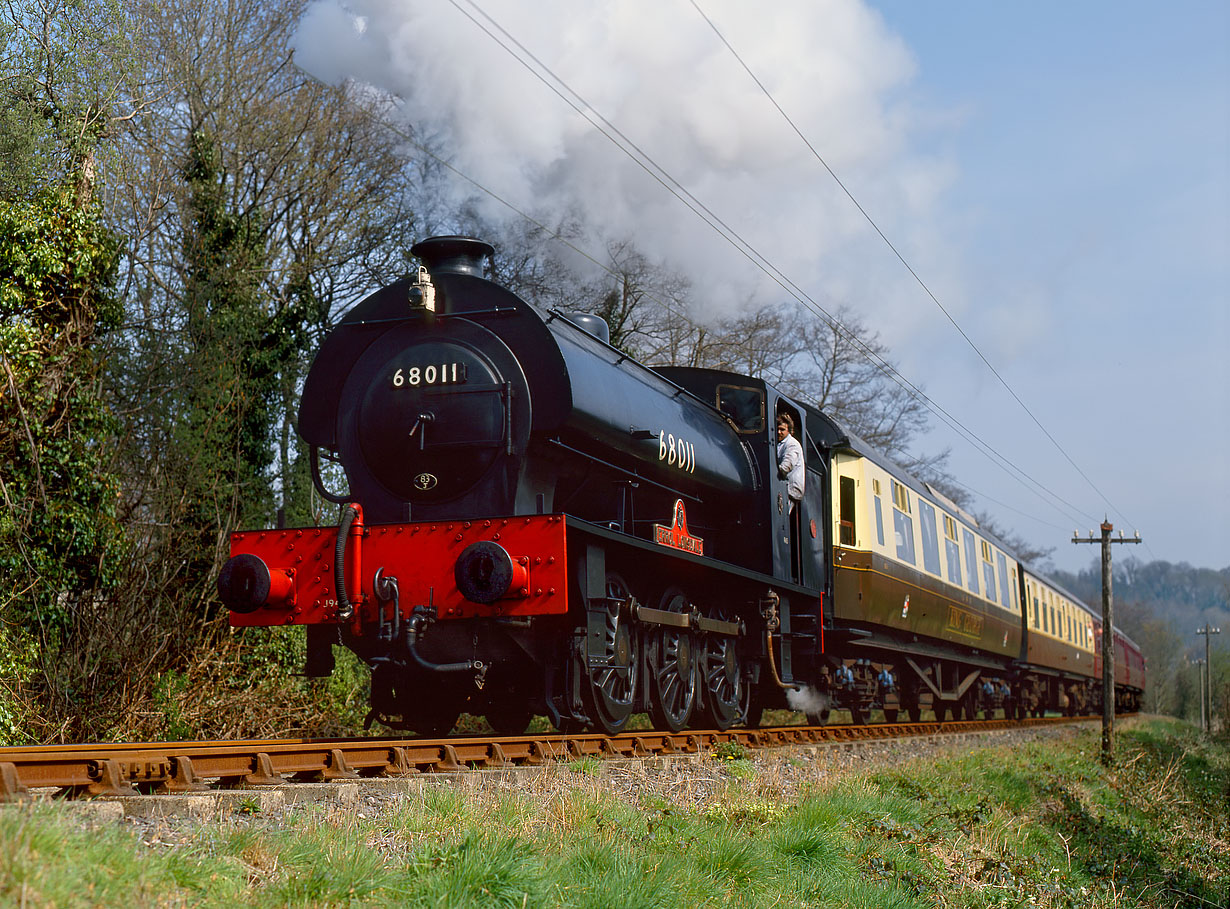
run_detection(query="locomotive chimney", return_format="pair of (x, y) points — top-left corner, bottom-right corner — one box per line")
(410, 236), (495, 277)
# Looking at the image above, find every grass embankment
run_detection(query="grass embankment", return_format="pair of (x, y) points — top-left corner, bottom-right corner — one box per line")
(0, 718), (1225, 907)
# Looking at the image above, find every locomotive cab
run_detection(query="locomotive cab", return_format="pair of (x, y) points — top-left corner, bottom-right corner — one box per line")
(650, 367), (832, 591)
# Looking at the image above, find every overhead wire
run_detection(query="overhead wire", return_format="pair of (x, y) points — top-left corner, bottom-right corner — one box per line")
(448, 0), (1099, 531)
(881, 441), (1073, 534)
(687, 0), (1141, 539)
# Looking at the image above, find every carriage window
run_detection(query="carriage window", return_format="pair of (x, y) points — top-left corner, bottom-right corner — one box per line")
(716, 385), (765, 433)
(945, 537), (962, 586)
(998, 553), (1011, 607)
(892, 481), (916, 564)
(872, 484), (885, 546)
(918, 499), (940, 575)
(892, 480), (912, 513)
(963, 530), (980, 595)
(982, 543), (997, 603)
(839, 476), (856, 546)
(943, 515), (961, 584)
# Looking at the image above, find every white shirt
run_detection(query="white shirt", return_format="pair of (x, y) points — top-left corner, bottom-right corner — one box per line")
(777, 433), (805, 506)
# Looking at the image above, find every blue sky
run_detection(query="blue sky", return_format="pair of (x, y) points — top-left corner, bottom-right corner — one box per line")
(861, 0), (1229, 573)
(297, 0), (1229, 574)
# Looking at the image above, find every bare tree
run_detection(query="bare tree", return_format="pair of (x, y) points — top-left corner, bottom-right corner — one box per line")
(0, 0), (145, 204)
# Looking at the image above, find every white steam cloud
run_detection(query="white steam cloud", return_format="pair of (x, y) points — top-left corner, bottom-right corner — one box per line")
(786, 685), (831, 718)
(293, 0), (959, 326)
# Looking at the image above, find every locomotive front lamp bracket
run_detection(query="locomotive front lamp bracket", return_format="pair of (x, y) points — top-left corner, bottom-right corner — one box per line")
(407, 265), (436, 312)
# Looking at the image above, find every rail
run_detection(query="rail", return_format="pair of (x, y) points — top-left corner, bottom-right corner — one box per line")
(0, 715), (1106, 801)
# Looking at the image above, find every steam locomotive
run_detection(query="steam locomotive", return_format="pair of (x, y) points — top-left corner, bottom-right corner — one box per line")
(218, 236), (1144, 735)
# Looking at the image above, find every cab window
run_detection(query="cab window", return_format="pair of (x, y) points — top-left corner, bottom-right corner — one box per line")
(716, 385), (764, 433)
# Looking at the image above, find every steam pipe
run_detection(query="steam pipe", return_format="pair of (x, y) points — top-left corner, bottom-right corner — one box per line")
(761, 590), (800, 691)
(335, 504), (360, 619)
(404, 609), (486, 676)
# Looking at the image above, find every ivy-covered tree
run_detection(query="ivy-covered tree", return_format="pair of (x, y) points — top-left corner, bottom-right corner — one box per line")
(0, 0), (137, 742)
(0, 188), (124, 739)
(179, 128), (278, 532)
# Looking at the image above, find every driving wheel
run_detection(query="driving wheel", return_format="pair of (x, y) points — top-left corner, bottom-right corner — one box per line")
(579, 572), (639, 735)
(646, 587), (697, 732)
(699, 604), (749, 730)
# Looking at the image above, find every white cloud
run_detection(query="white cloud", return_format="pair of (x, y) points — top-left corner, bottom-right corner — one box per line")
(293, 0), (959, 322)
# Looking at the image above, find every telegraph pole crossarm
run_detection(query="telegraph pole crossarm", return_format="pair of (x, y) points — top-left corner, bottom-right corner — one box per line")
(1072, 520), (1142, 766)
(1196, 624), (1221, 733)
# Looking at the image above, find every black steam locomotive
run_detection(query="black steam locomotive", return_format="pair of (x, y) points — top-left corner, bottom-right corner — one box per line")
(218, 236), (1144, 735)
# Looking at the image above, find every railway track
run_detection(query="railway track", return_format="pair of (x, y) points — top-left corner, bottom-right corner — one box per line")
(0, 715), (1102, 802)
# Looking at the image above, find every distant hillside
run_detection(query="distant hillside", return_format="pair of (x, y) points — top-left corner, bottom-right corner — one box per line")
(1050, 557), (1230, 718)
(1051, 557), (1229, 643)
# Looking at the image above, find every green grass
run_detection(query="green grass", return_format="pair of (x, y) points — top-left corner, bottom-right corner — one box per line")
(0, 718), (1224, 907)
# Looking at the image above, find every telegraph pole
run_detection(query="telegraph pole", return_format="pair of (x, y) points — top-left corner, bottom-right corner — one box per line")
(1073, 520), (1141, 765)
(1196, 624), (1221, 733)
(1193, 658), (1206, 732)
